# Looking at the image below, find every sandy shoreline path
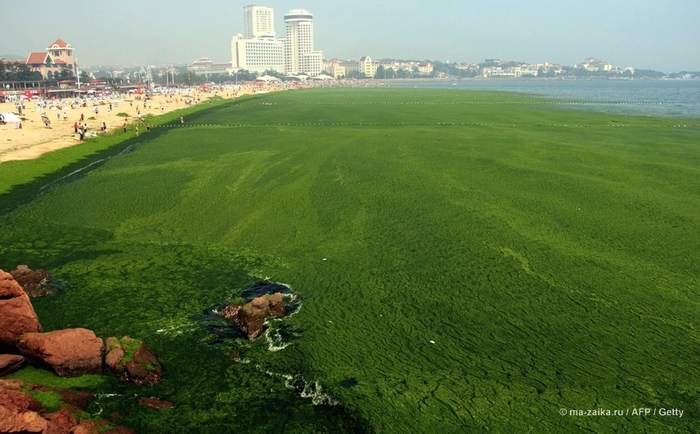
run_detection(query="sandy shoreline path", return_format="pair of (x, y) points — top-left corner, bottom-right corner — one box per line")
(0, 85), (261, 163)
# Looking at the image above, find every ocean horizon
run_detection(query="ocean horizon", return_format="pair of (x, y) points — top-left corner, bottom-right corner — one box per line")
(385, 78), (700, 118)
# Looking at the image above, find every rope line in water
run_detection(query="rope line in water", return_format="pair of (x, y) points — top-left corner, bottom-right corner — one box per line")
(230, 100), (695, 107)
(158, 122), (698, 129)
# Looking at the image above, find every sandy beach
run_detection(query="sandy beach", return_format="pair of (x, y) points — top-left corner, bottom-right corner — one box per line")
(0, 84), (265, 163)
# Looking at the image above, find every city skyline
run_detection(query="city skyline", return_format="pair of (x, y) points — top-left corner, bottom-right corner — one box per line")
(2, 0), (699, 72)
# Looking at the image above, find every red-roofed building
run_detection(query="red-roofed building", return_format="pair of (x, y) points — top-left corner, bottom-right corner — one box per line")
(17, 39), (77, 80)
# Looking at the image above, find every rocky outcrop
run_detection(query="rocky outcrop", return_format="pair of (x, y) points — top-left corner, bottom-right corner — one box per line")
(18, 328), (104, 377)
(0, 354), (26, 377)
(105, 336), (162, 386)
(0, 379), (135, 434)
(9, 264), (55, 297)
(0, 270), (42, 353)
(220, 292), (285, 340)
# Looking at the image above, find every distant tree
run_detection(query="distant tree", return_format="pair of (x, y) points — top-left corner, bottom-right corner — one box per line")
(79, 71), (90, 83)
(633, 69), (666, 79)
(58, 66), (75, 80)
(231, 69), (257, 81)
(345, 70), (366, 79)
(395, 68), (409, 79)
(262, 69), (284, 78)
(176, 71), (199, 85)
(374, 65), (385, 79)
(500, 61), (525, 68)
(3, 63), (42, 81)
(538, 67), (555, 78)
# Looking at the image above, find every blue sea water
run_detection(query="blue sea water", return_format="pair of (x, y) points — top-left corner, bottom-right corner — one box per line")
(386, 79), (700, 119)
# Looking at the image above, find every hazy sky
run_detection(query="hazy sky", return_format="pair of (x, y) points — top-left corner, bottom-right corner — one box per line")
(3, 0), (699, 72)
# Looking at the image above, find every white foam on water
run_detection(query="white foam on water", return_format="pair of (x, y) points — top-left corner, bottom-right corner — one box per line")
(264, 325), (291, 352)
(259, 367), (338, 407)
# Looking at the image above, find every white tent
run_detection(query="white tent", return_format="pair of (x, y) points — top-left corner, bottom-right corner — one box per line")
(256, 75), (280, 82)
(0, 112), (22, 128)
(283, 74), (308, 81)
(311, 74), (335, 80)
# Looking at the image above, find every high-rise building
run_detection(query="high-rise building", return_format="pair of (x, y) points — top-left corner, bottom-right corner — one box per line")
(243, 5), (275, 39)
(231, 33), (285, 74)
(233, 5), (284, 74)
(283, 9), (322, 76)
(232, 6), (324, 76)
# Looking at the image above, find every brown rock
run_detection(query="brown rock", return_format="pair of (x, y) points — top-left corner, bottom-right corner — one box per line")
(0, 270), (42, 353)
(0, 380), (133, 434)
(0, 380), (46, 432)
(44, 407), (78, 433)
(105, 337), (162, 386)
(268, 292), (285, 316)
(0, 354), (26, 377)
(138, 396), (174, 409)
(42, 387), (94, 410)
(0, 378), (23, 391)
(47, 407), (136, 434)
(0, 382), (44, 413)
(0, 405), (48, 433)
(18, 328), (104, 377)
(220, 292), (286, 340)
(9, 265), (54, 297)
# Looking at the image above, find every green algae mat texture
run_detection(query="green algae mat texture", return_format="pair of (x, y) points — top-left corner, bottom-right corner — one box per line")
(2, 88), (699, 433)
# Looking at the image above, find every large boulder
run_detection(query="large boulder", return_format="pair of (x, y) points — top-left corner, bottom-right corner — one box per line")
(0, 270), (42, 353)
(220, 292), (285, 340)
(18, 328), (104, 377)
(0, 354), (26, 377)
(105, 336), (162, 386)
(9, 264), (55, 297)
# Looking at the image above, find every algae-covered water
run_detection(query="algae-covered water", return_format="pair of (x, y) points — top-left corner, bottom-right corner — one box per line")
(2, 88), (699, 433)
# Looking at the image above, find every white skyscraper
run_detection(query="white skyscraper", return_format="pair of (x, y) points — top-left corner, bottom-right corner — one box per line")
(283, 9), (323, 76)
(231, 33), (285, 74)
(233, 5), (284, 74)
(243, 5), (275, 39)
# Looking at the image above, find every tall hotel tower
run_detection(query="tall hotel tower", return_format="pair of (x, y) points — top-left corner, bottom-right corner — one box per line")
(232, 4), (285, 74)
(243, 5), (275, 38)
(283, 9), (323, 76)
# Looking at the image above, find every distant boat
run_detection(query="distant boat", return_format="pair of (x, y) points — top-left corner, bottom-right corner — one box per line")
(452, 82), (458, 86)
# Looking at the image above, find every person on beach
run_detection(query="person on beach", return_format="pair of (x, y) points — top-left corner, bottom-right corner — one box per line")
(146, 124), (151, 133)
(74, 122), (78, 133)
(180, 115), (184, 124)
(80, 113), (84, 122)
(135, 126), (139, 137)
(123, 120), (128, 133)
